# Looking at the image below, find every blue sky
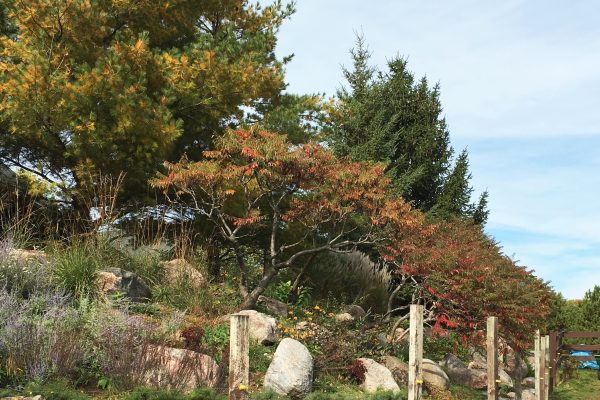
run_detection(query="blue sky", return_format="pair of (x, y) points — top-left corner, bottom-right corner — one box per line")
(274, 0), (600, 299)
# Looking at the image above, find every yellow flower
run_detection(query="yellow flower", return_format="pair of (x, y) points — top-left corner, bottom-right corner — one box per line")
(238, 384), (247, 391)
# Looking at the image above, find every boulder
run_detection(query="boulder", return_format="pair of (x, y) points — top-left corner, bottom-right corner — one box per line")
(140, 345), (221, 392)
(522, 376), (535, 388)
(8, 249), (48, 264)
(264, 338), (313, 398)
(382, 356), (408, 385)
(521, 388), (536, 400)
(96, 268), (151, 302)
(346, 305), (366, 319)
(237, 310), (279, 345)
(441, 354), (487, 389)
(161, 259), (205, 287)
(423, 358), (450, 390)
(258, 295), (289, 317)
(499, 368), (513, 386)
(358, 358), (400, 393)
(335, 312), (354, 322)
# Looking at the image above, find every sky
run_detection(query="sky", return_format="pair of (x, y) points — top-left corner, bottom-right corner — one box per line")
(274, 0), (600, 299)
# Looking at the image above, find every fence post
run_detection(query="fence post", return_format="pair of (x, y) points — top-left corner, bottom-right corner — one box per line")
(487, 317), (499, 400)
(549, 332), (557, 393)
(535, 330), (541, 400)
(544, 335), (550, 400)
(539, 333), (547, 400)
(229, 314), (249, 400)
(408, 304), (424, 400)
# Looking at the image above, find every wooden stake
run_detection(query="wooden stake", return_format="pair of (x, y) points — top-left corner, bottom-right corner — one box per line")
(544, 335), (550, 400)
(535, 330), (541, 400)
(487, 317), (499, 400)
(229, 314), (249, 400)
(539, 334), (547, 400)
(408, 304), (424, 400)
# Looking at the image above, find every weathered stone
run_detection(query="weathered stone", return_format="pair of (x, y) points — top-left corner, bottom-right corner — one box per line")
(522, 376), (535, 388)
(346, 304), (366, 319)
(521, 388), (536, 400)
(140, 345), (221, 393)
(499, 368), (513, 387)
(161, 259), (206, 287)
(264, 338), (313, 398)
(382, 355), (409, 385)
(237, 310), (279, 345)
(335, 312), (354, 322)
(8, 249), (48, 264)
(359, 358), (400, 393)
(96, 267), (151, 302)
(423, 358), (450, 390)
(441, 354), (487, 389)
(258, 295), (289, 317)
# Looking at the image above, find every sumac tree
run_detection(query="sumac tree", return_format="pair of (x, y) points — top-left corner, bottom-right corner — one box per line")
(152, 127), (423, 309)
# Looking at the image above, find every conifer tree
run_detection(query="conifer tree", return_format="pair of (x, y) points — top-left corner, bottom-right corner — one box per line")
(328, 36), (488, 223)
(0, 0), (292, 211)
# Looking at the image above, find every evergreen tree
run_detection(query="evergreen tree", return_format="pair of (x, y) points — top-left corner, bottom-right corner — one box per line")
(0, 0), (293, 211)
(328, 36), (488, 223)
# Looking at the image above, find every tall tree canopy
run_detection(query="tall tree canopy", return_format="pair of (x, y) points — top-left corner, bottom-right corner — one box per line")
(327, 37), (488, 223)
(0, 0), (293, 209)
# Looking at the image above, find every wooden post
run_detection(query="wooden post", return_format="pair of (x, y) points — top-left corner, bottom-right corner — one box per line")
(229, 314), (249, 400)
(549, 332), (557, 393)
(487, 317), (499, 400)
(539, 334), (547, 400)
(535, 330), (542, 400)
(408, 304), (424, 400)
(544, 335), (550, 400)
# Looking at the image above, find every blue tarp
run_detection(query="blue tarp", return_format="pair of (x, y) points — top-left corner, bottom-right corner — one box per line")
(571, 350), (600, 370)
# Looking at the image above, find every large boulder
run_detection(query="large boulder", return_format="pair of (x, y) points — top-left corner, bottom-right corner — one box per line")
(161, 259), (206, 287)
(140, 345), (221, 392)
(521, 388), (536, 400)
(382, 355), (408, 385)
(423, 358), (450, 390)
(499, 368), (513, 387)
(264, 338), (313, 398)
(440, 354), (487, 389)
(522, 377), (535, 388)
(237, 310), (279, 345)
(358, 358), (400, 393)
(346, 305), (366, 319)
(258, 295), (289, 317)
(96, 268), (151, 302)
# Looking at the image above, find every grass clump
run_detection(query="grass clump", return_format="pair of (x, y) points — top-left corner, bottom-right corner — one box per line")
(124, 387), (226, 400)
(51, 241), (100, 300)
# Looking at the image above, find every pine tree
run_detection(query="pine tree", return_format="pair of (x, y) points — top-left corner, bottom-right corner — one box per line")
(0, 0), (293, 210)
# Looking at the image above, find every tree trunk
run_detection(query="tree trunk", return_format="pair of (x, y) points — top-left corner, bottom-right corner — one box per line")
(239, 267), (279, 310)
(206, 235), (221, 281)
(234, 246), (249, 298)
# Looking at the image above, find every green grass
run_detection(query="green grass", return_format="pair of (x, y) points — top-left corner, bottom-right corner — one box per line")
(551, 369), (600, 400)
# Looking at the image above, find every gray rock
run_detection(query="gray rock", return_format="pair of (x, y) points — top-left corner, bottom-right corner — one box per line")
(160, 259), (206, 287)
(258, 295), (289, 317)
(97, 268), (151, 302)
(335, 312), (354, 322)
(140, 345), (221, 392)
(382, 355), (408, 385)
(346, 304), (366, 319)
(264, 338), (313, 398)
(441, 355), (487, 389)
(522, 376), (535, 388)
(499, 368), (513, 387)
(521, 388), (536, 400)
(237, 310), (279, 345)
(423, 358), (450, 390)
(359, 358), (400, 393)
